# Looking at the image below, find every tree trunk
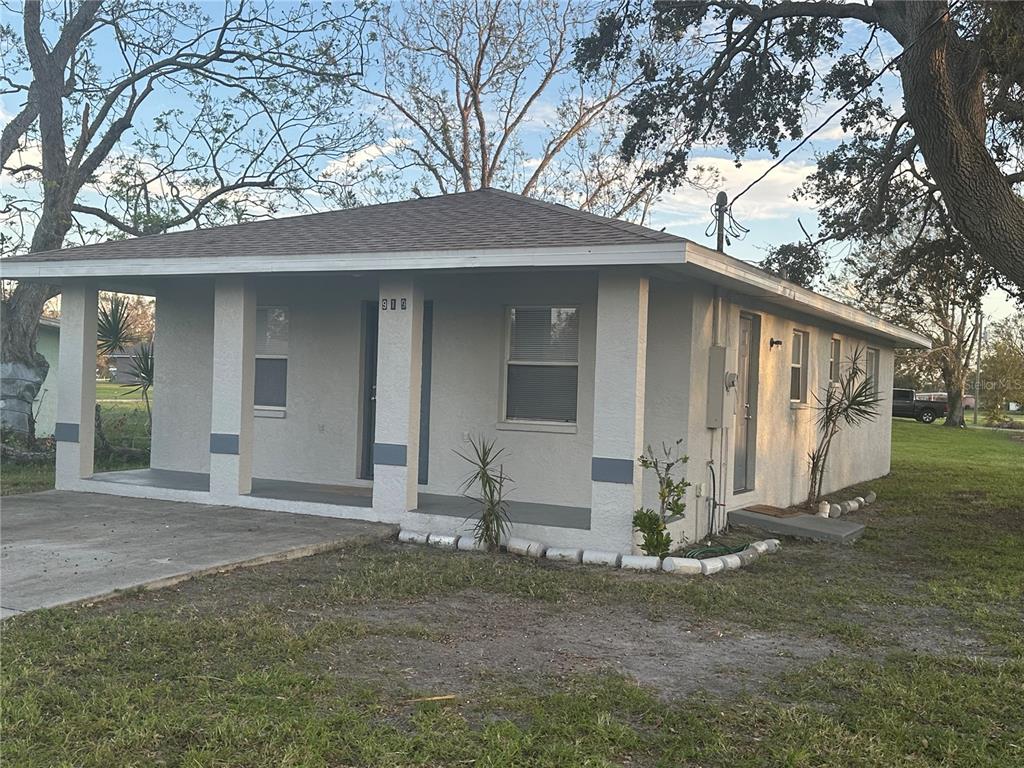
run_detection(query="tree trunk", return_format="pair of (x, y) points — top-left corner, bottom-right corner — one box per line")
(944, 386), (965, 428)
(0, 283), (56, 437)
(883, 1), (1024, 290)
(941, 360), (968, 428)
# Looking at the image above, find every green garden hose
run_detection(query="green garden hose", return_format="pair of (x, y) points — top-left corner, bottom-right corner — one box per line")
(682, 542), (751, 559)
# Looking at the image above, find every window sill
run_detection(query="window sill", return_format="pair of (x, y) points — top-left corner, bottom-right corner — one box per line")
(495, 420), (577, 435)
(255, 407), (286, 419)
(789, 402), (809, 411)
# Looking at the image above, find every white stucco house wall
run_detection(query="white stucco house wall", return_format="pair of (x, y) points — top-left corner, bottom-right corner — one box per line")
(1, 189), (928, 552)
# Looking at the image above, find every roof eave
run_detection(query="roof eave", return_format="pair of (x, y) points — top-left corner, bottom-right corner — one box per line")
(680, 242), (932, 349)
(0, 241), (686, 281)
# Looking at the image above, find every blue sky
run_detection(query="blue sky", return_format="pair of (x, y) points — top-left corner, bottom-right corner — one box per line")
(0, 2), (1014, 319)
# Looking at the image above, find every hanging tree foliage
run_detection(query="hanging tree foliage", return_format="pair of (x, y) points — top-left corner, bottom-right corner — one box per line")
(0, 0), (374, 435)
(574, 1), (1024, 290)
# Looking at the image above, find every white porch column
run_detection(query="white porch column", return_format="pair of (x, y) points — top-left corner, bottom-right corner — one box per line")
(590, 272), (649, 552)
(372, 277), (423, 518)
(55, 283), (97, 487)
(209, 276), (256, 500)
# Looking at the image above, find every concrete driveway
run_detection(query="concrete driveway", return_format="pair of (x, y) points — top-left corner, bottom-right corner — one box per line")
(0, 491), (395, 618)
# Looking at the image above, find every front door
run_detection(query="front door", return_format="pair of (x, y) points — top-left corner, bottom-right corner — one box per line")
(733, 314), (759, 493)
(359, 301), (379, 480)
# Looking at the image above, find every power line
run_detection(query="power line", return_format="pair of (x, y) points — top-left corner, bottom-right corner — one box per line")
(725, 0), (962, 217)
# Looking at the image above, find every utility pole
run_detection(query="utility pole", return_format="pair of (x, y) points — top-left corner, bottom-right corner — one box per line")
(715, 191), (728, 252)
(973, 306), (983, 426)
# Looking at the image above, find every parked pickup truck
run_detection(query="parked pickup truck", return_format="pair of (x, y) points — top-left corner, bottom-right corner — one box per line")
(892, 388), (948, 423)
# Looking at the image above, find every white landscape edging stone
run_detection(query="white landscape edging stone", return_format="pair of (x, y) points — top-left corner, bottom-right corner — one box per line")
(427, 533), (459, 549)
(620, 555), (662, 571)
(662, 557), (702, 575)
(700, 557), (725, 575)
(736, 548), (759, 566)
(582, 550), (622, 567)
(507, 537), (546, 558)
(457, 536), (486, 552)
(545, 547), (583, 563)
(828, 491), (876, 518)
(720, 553), (743, 570)
(398, 529), (429, 545)
(398, 529), (780, 578)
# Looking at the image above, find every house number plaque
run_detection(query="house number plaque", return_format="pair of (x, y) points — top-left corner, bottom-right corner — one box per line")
(381, 298), (408, 311)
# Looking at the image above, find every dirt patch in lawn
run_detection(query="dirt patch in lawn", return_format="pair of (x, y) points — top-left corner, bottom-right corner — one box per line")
(89, 540), (988, 701)
(344, 592), (835, 701)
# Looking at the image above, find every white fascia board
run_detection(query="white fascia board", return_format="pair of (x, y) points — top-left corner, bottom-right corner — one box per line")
(0, 242), (685, 280)
(681, 241), (932, 349)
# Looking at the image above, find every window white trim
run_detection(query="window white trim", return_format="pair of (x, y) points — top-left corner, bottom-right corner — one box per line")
(865, 346), (880, 387)
(829, 336), (842, 385)
(790, 329), (809, 403)
(501, 305), (580, 424)
(254, 406), (286, 418)
(495, 419), (577, 434)
(254, 306), (289, 408)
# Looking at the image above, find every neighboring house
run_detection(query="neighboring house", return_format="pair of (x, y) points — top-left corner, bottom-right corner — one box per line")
(32, 316), (60, 437)
(105, 343), (150, 384)
(1, 189), (929, 552)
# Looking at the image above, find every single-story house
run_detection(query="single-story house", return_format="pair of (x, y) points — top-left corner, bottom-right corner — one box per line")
(1, 189), (929, 552)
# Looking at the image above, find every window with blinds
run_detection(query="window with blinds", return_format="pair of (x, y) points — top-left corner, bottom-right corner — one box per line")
(505, 306), (579, 422)
(255, 307), (289, 408)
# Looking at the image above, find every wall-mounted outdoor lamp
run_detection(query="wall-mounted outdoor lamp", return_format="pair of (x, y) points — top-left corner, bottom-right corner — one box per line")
(769, 337), (784, 350)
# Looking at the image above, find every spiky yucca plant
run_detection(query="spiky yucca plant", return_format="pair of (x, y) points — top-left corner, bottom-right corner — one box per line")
(122, 343), (155, 435)
(807, 346), (882, 503)
(96, 294), (137, 355)
(454, 436), (512, 552)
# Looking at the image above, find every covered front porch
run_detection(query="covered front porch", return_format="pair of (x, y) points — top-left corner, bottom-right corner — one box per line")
(52, 267), (660, 550)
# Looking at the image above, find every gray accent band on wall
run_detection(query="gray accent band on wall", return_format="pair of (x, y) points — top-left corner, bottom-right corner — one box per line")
(54, 422), (79, 443)
(210, 433), (240, 455)
(374, 442), (407, 467)
(591, 457), (634, 484)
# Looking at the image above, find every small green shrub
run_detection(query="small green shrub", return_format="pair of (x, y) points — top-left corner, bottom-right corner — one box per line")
(632, 508), (672, 557)
(633, 439), (691, 556)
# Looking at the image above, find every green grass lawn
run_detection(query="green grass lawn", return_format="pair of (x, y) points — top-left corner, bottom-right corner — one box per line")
(2, 421), (1022, 766)
(95, 381), (149, 400)
(1, 398), (151, 495)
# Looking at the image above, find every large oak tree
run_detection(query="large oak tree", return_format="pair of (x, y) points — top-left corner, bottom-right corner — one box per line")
(574, 0), (1024, 288)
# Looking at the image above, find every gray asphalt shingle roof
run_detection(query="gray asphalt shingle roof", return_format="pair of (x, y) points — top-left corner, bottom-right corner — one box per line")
(6, 188), (682, 263)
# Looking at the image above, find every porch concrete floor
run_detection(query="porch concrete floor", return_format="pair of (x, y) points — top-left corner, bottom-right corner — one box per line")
(91, 468), (373, 508)
(0, 491), (395, 618)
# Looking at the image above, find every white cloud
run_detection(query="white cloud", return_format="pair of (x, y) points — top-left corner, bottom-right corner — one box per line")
(322, 138), (409, 176)
(653, 155), (816, 229)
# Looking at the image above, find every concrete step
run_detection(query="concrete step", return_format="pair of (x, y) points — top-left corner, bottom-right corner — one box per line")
(729, 508), (865, 544)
